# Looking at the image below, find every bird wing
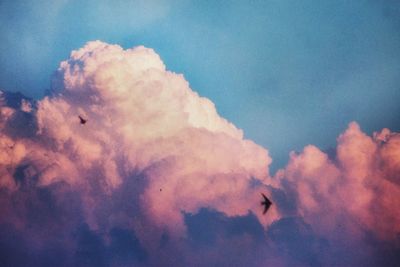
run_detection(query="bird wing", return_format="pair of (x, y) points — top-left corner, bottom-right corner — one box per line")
(261, 193), (267, 201)
(78, 115), (87, 123)
(263, 205), (268, 214)
(261, 193), (272, 214)
(261, 193), (271, 203)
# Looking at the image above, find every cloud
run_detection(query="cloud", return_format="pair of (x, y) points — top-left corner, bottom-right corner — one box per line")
(0, 41), (278, 266)
(276, 122), (400, 242)
(0, 41), (399, 266)
(38, 41), (276, 232)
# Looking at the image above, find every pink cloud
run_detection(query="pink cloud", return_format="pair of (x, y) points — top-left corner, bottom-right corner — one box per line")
(2, 41), (277, 236)
(277, 122), (400, 241)
(0, 41), (399, 266)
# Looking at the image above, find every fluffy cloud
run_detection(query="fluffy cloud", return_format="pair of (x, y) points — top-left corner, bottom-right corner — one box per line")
(276, 122), (400, 242)
(0, 41), (279, 266)
(0, 41), (399, 266)
(37, 41), (276, 232)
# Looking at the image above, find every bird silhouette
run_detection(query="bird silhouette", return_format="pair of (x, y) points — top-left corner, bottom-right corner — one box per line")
(78, 115), (87, 125)
(261, 193), (272, 214)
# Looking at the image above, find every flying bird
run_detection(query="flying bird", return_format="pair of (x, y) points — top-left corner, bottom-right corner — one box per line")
(78, 115), (87, 125)
(261, 193), (272, 215)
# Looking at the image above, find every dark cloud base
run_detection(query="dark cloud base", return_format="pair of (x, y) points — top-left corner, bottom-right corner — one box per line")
(1, 166), (399, 267)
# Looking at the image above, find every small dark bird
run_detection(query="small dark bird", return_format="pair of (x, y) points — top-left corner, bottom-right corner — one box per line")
(160, 188), (162, 192)
(261, 193), (272, 215)
(78, 115), (87, 125)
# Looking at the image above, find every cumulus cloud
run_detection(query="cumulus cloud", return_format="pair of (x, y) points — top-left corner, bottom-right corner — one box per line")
(0, 41), (399, 266)
(0, 41), (279, 266)
(37, 41), (276, 232)
(276, 122), (400, 242)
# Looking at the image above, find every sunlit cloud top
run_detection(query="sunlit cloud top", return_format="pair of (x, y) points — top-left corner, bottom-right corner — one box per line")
(1, 1), (399, 170)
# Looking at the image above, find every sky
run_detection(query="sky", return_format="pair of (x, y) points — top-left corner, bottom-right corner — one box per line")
(1, 0), (400, 170)
(0, 1), (400, 266)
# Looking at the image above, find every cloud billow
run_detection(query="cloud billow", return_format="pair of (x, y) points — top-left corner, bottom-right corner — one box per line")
(0, 41), (399, 266)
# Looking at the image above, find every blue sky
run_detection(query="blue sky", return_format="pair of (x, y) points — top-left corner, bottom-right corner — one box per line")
(1, 0), (400, 170)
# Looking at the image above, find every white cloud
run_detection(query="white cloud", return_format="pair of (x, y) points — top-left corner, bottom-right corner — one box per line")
(0, 41), (399, 266)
